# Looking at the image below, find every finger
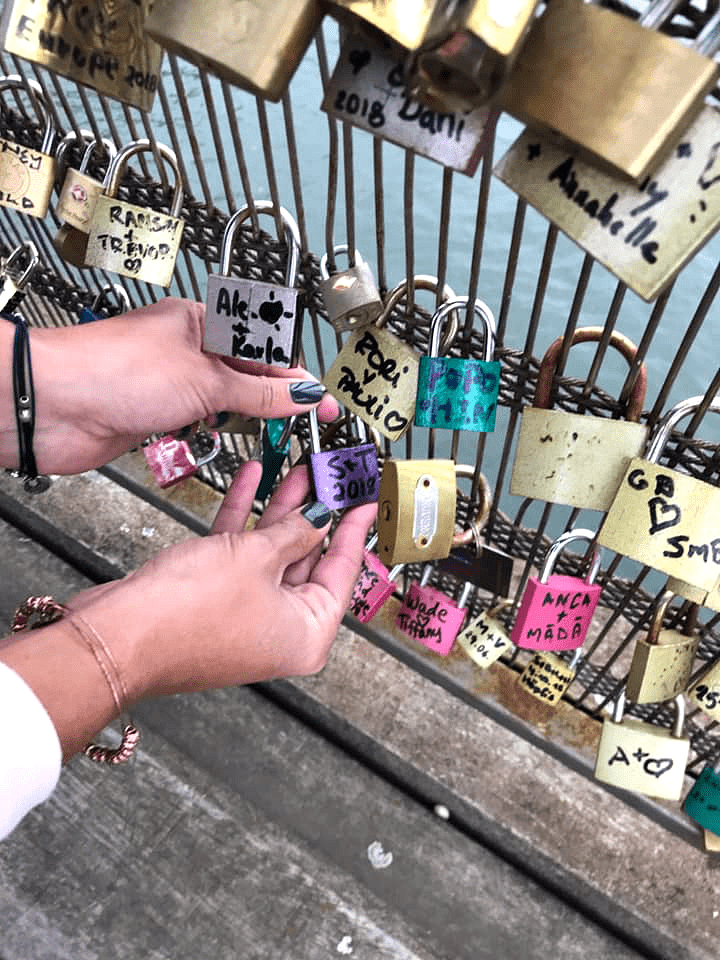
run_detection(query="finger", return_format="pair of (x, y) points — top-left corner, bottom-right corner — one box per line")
(255, 465), (311, 530)
(211, 460), (263, 534)
(258, 501), (333, 575)
(308, 502), (378, 607)
(284, 539), (325, 588)
(212, 365), (339, 422)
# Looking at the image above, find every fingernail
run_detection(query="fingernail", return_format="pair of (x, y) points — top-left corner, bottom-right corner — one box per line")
(290, 381), (326, 404)
(301, 501), (332, 528)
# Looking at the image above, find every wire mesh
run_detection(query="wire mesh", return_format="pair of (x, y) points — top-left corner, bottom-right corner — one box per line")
(2, 1), (720, 783)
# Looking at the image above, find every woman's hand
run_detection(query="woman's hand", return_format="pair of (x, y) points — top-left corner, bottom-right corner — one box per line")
(2, 298), (337, 475)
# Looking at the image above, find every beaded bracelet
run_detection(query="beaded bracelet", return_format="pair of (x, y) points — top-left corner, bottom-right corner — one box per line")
(8, 316), (51, 494)
(11, 596), (139, 765)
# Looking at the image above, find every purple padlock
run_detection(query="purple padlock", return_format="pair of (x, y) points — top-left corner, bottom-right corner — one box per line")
(395, 566), (469, 657)
(309, 409), (379, 510)
(144, 431), (221, 489)
(349, 539), (404, 623)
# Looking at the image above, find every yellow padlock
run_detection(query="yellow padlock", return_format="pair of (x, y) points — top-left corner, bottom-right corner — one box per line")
(0, 74), (55, 218)
(56, 137), (117, 232)
(625, 591), (699, 704)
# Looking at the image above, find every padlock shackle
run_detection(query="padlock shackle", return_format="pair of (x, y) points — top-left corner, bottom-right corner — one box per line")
(0, 75), (55, 155)
(534, 327), (647, 422)
(638, 0), (688, 30)
(428, 297), (496, 361)
(538, 528), (603, 586)
(219, 200), (301, 286)
(320, 243), (361, 279)
(3, 241), (39, 290)
(308, 406), (322, 455)
(102, 139), (184, 217)
(419, 563), (434, 588)
(645, 394), (720, 464)
(55, 129), (95, 177)
(91, 283), (131, 316)
(693, 6), (720, 56)
(80, 137), (117, 175)
(190, 432), (222, 468)
(452, 466), (492, 547)
(376, 275), (458, 353)
(613, 688), (686, 738)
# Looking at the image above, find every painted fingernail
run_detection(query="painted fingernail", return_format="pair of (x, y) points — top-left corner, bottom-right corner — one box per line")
(301, 501), (332, 528)
(290, 381), (326, 404)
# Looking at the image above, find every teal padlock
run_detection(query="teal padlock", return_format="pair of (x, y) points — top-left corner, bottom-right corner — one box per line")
(256, 417), (294, 500)
(684, 760), (720, 835)
(415, 296), (500, 432)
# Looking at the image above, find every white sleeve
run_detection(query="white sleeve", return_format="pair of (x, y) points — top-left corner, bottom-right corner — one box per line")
(0, 661), (62, 840)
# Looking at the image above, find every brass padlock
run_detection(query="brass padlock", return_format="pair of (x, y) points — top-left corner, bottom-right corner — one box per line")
(408, 0), (541, 112)
(319, 245), (383, 332)
(324, 1), (437, 53)
(626, 591), (699, 704)
(598, 395), (720, 593)
(500, 0), (720, 183)
(204, 201), (303, 368)
(510, 327), (649, 510)
(594, 690), (690, 801)
(54, 129), (95, 192)
(56, 137), (117, 232)
(85, 139), (184, 287)
(457, 598), (515, 671)
(0, 240), (39, 316)
(688, 658), (720, 721)
(323, 274), (458, 442)
(517, 647), (583, 707)
(146, 0), (322, 102)
(0, 1), (163, 111)
(0, 74), (55, 218)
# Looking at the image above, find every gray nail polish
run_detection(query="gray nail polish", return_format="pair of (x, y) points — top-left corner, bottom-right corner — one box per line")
(290, 381), (326, 404)
(301, 501), (332, 528)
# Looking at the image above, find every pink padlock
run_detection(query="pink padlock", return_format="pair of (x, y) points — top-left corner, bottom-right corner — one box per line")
(395, 565), (470, 657)
(511, 529), (604, 652)
(349, 534), (403, 623)
(144, 431), (221, 489)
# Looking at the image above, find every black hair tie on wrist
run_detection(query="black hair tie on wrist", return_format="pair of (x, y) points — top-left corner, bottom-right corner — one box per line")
(10, 315), (50, 494)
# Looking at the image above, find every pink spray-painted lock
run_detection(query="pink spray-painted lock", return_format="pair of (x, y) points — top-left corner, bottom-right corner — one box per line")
(511, 529), (604, 652)
(144, 431), (221, 489)
(349, 547), (404, 623)
(395, 565), (470, 656)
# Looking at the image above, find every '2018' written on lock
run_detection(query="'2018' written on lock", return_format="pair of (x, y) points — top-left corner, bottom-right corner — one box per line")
(312, 448), (378, 509)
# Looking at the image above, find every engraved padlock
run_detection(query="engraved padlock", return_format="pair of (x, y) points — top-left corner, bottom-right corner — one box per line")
(349, 534), (404, 624)
(308, 410), (379, 511)
(204, 201), (303, 368)
(0, 75), (55, 217)
(256, 417), (295, 501)
(323, 274), (458, 442)
(626, 591), (699, 704)
(510, 327), (649, 510)
(0, 240), (39, 316)
(457, 598), (515, 670)
(85, 139), (184, 287)
(511, 529), (603, 651)
(144, 431), (221, 489)
(78, 284), (132, 324)
(416, 296), (500, 432)
(684, 757), (720, 836)
(598, 395), (720, 593)
(319, 245), (383, 332)
(518, 647), (583, 707)
(395, 563), (470, 657)
(594, 690), (690, 801)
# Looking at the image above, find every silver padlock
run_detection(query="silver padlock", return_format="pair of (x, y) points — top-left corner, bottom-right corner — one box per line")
(204, 201), (304, 368)
(0, 240), (39, 315)
(319, 244), (383, 332)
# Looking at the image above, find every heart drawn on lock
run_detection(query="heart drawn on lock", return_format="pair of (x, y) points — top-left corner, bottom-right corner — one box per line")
(643, 756), (674, 779)
(647, 496), (681, 536)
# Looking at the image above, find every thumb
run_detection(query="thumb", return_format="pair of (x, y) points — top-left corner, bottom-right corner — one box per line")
(261, 501), (332, 574)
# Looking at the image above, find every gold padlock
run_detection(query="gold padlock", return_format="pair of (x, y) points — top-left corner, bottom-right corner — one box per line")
(626, 591), (699, 704)
(145, 0), (323, 102)
(56, 137), (117, 232)
(688, 658), (720, 721)
(323, 274), (458, 442)
(409, 0), (541, 111)
(500, 0), (720, 183)
(0, 74), (55, 218)
(0, 0), (163, 111)
(598, 395), (720, 593)
(457, 598), (514, 671)
(324, 1), (437, 53)
(54, 129), (95, 193)
(510, 327), (649, 511)
(518, 647), (583, 707)
(85, 139), (184, 287)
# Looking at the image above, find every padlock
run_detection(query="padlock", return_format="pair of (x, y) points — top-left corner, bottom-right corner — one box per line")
(594, 690), (690, 801)
(685, 758), (720, 836)
(204, 201), (303, 368)
(511, 528), (603, 652)
(323, 274), (458, 442)
(78, 284), (132, 324)
(0, 240), (39, 316)
(0, 75), (55, 218)
(598, 395), (720, 593)
(319, 245), (382, 332)
(54, 129), (95, 192)
(323, 0), (437, 53)
(510, 327), (649, 510)
(146, 0), (322, 102)
(518, 647), (583, 707)
(408, 0), (541, 112)
(308, 410), (379, 511)
(144, 431), (221, 489)
(0, 1), (163, 111)
(256, 417), (295, 501)
(500, 0), (720, 184)
(415, 296), (500, 432)
(687, 658), (720, 721)
(85, 139), (184, 287)
(395, 563), (469, 657)
(349, 535), (404, 624)
(626, 591), (699, 704)
(457, 599), (515, 670)
(57, 137), (116, 232)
